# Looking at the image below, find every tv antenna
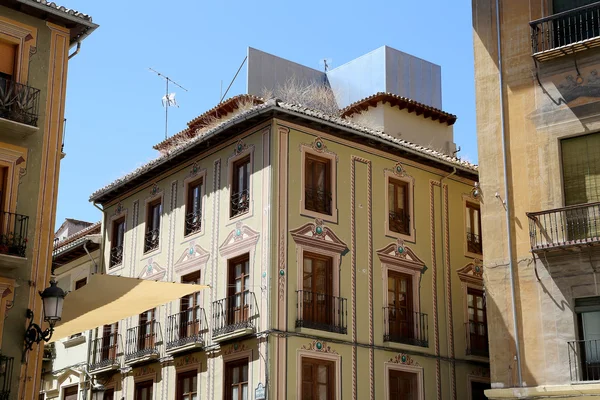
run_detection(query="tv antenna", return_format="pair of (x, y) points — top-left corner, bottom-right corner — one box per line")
(149, 68), (188, 139)
(319, 58), (332, 73)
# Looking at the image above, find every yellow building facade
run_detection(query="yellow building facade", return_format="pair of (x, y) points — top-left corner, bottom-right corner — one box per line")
(87, 94), (486, 400)
(472, 0), (600, 398)
(0, 2), (96, 399)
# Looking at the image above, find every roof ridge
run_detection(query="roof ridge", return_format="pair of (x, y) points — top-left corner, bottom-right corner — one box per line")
(54, 221), (101, 250)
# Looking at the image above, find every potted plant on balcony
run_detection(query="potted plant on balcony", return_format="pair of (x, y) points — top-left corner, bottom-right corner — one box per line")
(0, 234), (9, 255)
(8, 234), (26, 257)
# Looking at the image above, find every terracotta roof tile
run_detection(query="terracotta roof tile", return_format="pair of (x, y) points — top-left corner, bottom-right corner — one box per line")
(26, 0), (93, 22)
(53, 221), (101, 251)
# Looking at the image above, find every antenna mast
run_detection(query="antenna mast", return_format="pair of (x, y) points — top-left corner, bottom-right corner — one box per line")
(149, 68), (188, 140)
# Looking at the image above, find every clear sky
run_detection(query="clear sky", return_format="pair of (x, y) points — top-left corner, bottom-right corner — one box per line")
(56, 0), (476, 226)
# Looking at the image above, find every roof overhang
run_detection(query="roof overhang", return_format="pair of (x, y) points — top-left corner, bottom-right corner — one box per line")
(49, 274), (209, 341)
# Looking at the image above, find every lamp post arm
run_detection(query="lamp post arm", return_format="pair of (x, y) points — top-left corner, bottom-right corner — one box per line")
(22, 309), (53, 362)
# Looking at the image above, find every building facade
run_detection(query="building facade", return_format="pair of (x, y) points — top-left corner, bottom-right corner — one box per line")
(0, 2), (96, 399)
(472, 0), (600, 398)
(78, 87), (488, 400)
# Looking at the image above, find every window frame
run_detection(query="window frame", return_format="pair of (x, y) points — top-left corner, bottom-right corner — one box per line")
(143, 193), (163, 255)
(222, 351), (252, 400)
(384, 169), (415, 242)
(384, 362), (424, 400)
(62, 384), (79, 400)
(300, 140), (338, 223)
(457, 262), (487, 359)
(300, 356), (335, 400)
(134, 379), (154, 400)
(74, 277), (87, 290)
(229, 154), (252, 219)
(296, 350), (341, 400)
(110, 216), (126, 268)
(183, 170), (206, 238)
(463, 195), (483, 259)
(176, 369), (198, 400)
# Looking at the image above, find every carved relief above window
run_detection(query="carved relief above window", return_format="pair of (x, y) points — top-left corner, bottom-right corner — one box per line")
(138, 258), (166, 281)
(174, 244), (210, 277)
(384, 165), (415, 242)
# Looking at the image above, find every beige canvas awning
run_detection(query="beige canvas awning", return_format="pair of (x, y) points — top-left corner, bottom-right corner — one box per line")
(49, 274), (209, 342)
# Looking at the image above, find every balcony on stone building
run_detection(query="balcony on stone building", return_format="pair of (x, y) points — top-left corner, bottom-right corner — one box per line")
(125, 322), (161, 364)
(90, 333), (122, 373)
(383, 308), (428, 348)
(166, 306), (207, 354)
(0, 76), (40, 136)
(0, 211), (29, 269)
(527, 202), (600, 251)
(530, 1), (600, 61)
(295, 290), (347, 334)
(568, 339), (600, 382)
(212, 293), (257, 342)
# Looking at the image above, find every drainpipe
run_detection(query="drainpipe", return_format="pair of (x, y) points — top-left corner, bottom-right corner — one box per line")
(68, 42), (81, 60)
(495, 0), (523, 387)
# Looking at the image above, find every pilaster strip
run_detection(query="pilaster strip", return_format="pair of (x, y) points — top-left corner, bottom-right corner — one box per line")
(430, 180), (441, 400)
(443, 184), (456, 400)
(209, 159), (221, 400)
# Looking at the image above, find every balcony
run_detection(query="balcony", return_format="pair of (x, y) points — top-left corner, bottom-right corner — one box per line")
(0, 76), (40, 136)
(465, 321), (489, 358)
(389, 211), (410, 235)
(295, 290), (347, 334)
(230, 189), (250, 218)
(0, 211), (29, 269)
(305, 187), (332, 215)
(110, 245), (123, 268)
(144, 229), (159, 253)
(467, 231), (483, 255)
(383, 308), (428, 348)
(185, 211), (202, 236)
(125, 322), (161, 364)
(568, 339), (600, 382)
(0, 354), (13, 400)
(212, 293), (256, 342)
(90, 333), (122, 373)
(527, 202), (600, 251)
(530, 2), (600, 61)
(166, 306), (207, 354)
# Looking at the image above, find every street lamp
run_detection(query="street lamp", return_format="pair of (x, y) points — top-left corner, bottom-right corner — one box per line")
(91, 383), (106, 400)
(22, 279), (67, 361)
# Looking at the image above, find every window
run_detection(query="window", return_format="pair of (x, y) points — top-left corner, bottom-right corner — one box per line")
(145, 199), (161, 252)
(75, 278), (87, 290)
(230, 156), (250, 218)
(135, 380), (153, 400)
(388, 179), (409, 235)
(466, 202), (482, 255)
(574, 297), (600, 381)
(104, 389), (115, 400)
(0, 40), (17, 81)
(177, 371), (198, 400)
(101, 323), (118, 363)
(227, 255), (250, 326)
(305, 154), (332, 215)
(63, 385), (78, 400)
(180, 271), (202, 340)
(467, 288), (488, 357)
(185, 178), (203, 235)
(470, 381), (490, 400)
(138, 309), (156, 352)
(301, 253), (334, 329)
(301, 357), (334, 400)
(110, 217), (125, 267)
(389, 369), (418, 400)
(562, 133), (600, 206)
(224, 358), (248, 400)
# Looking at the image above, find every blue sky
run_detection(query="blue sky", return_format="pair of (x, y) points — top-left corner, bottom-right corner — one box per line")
(57, 0), (476, 226)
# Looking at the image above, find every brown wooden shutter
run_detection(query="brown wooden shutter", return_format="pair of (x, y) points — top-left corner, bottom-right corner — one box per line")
(0, 41), (16, 77)
(561, 133), (600, 206)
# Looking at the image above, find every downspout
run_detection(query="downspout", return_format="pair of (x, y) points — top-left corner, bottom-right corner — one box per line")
(495, 0), (523, 387)
(68, 42), (81, 60)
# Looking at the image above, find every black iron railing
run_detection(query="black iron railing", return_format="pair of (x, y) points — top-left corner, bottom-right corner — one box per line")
(467, 231), (483, 254)
(295, 290), (347, 334)
(383, 308), (428, 347)
(389, 211), (410, 235)
(185, 211), (202, 235)
(568, 339), (600, 382)
(305, 187), (332, 215)
(166, 306), (207, 350)
(125, 322), (161, 361)
(466, 321), (489, 357)
(0, 211), (28, 258)
(0, 76), (40, 127)
(527, 202), (600, 250)
(110, 245), (123, 268)
(90, 333), (121, 371)
(144, 229), (159, 253)
(212, 293), (256, 337)
(0, 354), (13, 400)
(531, 2), (600, 54)
(230, 189), (250, 217)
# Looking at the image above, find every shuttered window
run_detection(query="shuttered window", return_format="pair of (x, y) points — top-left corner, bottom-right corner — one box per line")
(0, 41), (16, 78)
(561, 133), (600, 206)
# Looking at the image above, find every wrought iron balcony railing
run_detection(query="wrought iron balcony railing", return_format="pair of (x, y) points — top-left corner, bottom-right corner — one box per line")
(527, 202), (600, 251)
(568, 339), (600, 382)
(230, 189), (250, 218)
(110, 245), (123, 268)
(185, 211), (202, 235)
(90, 333), (121, 371)
(125, 321), (161, 361)
(0, 76), (40, 127)
(144, 229), (159, 253)
(467, 231), (483, 255)
(295, 290), (347, 334)
(212, 292), (256, 337)
(305, 187), (332, 215)
(383, 308), (428, 347)
(0, 211), (29, 258)
(0, 354), (13, 400)
(466, 321), (489, 357)
(389, 210), (410, 235)
(166, 306), (207, 350)
(530, 1), (600, 59)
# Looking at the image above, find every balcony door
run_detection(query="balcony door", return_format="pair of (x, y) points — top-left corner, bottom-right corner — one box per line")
(228, 255), (250, 326)
(303, 252), (333, 327)
(305, 154), (332, 215)
(180, 271), (201, 340)
(576, 297), (600, 380)
(101, 323), (118, 362)
(138, 309), (155, 351)
(387, 271), (413, 341)
(224, 358), (248, 400)
(467, 288), (488, 356)
(135, 380), (153, 400)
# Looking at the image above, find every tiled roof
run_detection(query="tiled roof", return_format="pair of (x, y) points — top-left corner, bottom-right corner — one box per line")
(53, 221), (101, 252)
(25, 0), (93, 22)
(340, 92), (457, 126)
(153, 94), (264, 151)
(90, 99), (476, 203)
